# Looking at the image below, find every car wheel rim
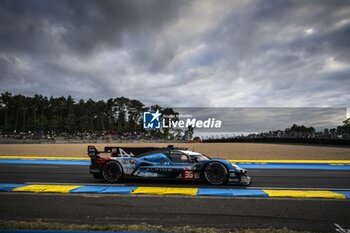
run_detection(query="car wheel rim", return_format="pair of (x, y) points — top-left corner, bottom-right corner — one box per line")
(205, 163), (227, 184)
(103, 162), (122, 182)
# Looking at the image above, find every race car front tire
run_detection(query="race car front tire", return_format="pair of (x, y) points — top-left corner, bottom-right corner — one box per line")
(102, 161), (123, 183)
(203, 162), (228, 185)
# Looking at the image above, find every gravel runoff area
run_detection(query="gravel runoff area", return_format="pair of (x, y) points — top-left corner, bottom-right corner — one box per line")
(0, 220), (311, 233)
(0, 143), (350, 160)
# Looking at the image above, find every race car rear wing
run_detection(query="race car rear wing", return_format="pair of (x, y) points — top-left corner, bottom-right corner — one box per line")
(87, 145), (101, 159)
(88, 145), (188, 159)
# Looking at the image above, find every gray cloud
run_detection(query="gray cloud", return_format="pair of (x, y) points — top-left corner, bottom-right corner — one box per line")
(173, 107), (346, 132)
(0, 0), (349, 115)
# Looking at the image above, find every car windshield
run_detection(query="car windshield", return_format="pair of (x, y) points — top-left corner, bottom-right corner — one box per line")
(136, 149), (165, 158)
(190, 154), (210, 161)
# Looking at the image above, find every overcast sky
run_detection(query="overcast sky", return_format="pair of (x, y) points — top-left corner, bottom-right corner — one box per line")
(175, 107), (346, 132)
(1, 0), (350, 109)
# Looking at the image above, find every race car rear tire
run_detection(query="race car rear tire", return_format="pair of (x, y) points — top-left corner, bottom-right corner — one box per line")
(203, 162), (228, 185)
(92, 173), (103, 179)
(102, 161), (123, 183)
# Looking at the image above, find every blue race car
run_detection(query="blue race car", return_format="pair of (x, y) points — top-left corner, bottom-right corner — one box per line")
(88, 145), (251, 185)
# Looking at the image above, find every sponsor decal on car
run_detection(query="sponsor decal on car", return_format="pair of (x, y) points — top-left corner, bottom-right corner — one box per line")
(145, 168), (174, 172)
(129, 159), (136, 164)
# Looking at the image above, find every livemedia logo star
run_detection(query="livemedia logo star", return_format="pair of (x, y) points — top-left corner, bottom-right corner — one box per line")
(143, 109), (222, 129)
(143, 110), (162, 129)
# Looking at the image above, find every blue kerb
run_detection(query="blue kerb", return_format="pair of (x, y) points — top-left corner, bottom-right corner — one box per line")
(237, 163), (350, 170)
(1, 159), (350, 170)
(0, 183), (27, 192)
(70, 185), (110, 193)
(1, 183), (349, 199)
(197, 188), (268, 197)
(333, 191), (350, 199)
(0, 159), (90, 166)
(197, 188), (232, 196)
(70, 185), (137, 194)
(101, 186), (137, 194)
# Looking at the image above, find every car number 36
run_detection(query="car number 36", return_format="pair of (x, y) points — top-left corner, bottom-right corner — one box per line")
(183, 170), (194, 180)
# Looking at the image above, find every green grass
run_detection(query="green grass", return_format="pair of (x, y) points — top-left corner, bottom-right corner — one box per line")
(0, 220), (311, 233)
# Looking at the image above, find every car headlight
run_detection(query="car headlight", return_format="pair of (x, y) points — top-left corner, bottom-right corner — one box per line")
(240, 169), (247, 175)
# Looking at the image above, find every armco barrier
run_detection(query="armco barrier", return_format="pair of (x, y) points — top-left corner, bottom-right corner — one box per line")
(0, 183), (349, 199)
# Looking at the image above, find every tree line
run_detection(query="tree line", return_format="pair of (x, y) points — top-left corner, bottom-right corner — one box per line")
(0, 92), (177, 134)
(1, 92), (349, 141)
(205, 122), (350, 142)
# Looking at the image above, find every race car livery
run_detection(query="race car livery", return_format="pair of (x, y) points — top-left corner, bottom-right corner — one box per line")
(88, 145), (251, 185)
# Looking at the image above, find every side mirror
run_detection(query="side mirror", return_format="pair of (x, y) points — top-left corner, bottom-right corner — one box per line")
(193, 157), (199, 163)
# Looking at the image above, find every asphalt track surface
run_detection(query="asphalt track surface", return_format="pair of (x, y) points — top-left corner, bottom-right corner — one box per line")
(1, 164), (350, 232)
(1, 192), (349, 233)
(0, 164), (350, 189)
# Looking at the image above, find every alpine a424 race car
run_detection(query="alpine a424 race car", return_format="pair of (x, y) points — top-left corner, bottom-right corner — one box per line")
(88, 145), (251, 185)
